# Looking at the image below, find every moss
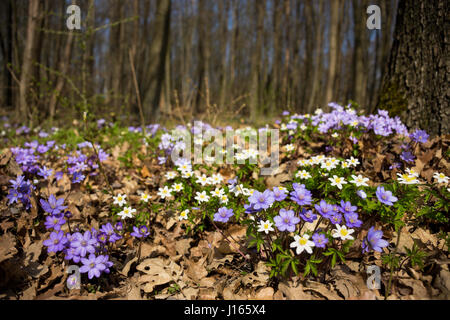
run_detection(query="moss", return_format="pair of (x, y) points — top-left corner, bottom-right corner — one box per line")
(377, 81), (408, 117)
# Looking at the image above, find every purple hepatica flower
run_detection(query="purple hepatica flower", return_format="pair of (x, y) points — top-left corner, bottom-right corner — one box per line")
(38, 166), (53, 179)
(314, 200), (333, 219)
(362, 227), (389, 253)
(55, 171), (64, 181)
(79, 254), (106, 279)
(98, 255), (113, 274)
(97, 233), (108, 244)
(139, 226), (150, 237)
(272, 187), (288, 202)
(248, 190), (275, 210)
(43, 231), (68, 253)
(339, 200), (357, 215)
(44, 215), (66, 231)
(10, 175), (26, 189)
(410, 129), (429, 144)
(244, 203), (261, 214)
(213, 207), (234, 223)
(131, 226), (150, 238)
(312, 233), (329, 248)
(71, 231), (97, 257)
(273, 209), (300, 232)
(100, 223), (122, 242)
(290, 183), (312, 206)
(376, 186), (398, 206)
(64, 247), (81, 263)
(97, 149), (109, 162)
(389, 162), (402, 170)
(40, 194), (67, 215)
(37, 145), (49, 154)
(400, 151), (415, 163)
(345, 212), (363, 228)
(157, 157), (166, 165)
(356, 190), (367, 199)
(72, 171), (85, 184)
(7, 189), (20, 204)
(115, 222), (123, 231)
(67, 274), (79, 288)
(329, 212), (343, 225)
(299, 208), (317, 223)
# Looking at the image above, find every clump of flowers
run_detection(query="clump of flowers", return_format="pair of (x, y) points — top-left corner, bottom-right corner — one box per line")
(7, 175), (35, 210)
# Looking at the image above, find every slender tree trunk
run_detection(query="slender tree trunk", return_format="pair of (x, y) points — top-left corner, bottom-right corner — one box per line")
(325, 0), (340, 106)
(143, 0), (171, 121)
(352, 0), (368, 107)
(249, 0), (264, 122)
(307, 0), (324, 112)
(49, 31), (74, 119)
(3, 0), (13, 109)
(18, 0), (40, 122)
(378, 0), (449, 135)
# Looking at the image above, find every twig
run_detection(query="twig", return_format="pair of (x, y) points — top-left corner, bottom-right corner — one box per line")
(128, 49), (146, 136)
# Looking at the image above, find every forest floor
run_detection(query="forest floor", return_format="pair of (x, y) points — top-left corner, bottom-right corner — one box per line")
(0, 112), (449, 300)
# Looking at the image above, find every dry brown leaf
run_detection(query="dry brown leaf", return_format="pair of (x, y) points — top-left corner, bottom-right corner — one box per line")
(372, 154), (385, 173)
(137, 258), (182, 293)
(303, 281), (343, 300)
(185, 256), (208, 283)
(0, 233), (17, 263)
(198, 287), (217, 300)
(21, 282), (38, 300)
(175, 238), (192, 256)
(120, 256), (138, 276)
(141, 165), (151, 178)
(277, 282), (312, 300)
(398, 278), (429, 298)
(254, 287), (274, 300)
(242, 261), (269, 287)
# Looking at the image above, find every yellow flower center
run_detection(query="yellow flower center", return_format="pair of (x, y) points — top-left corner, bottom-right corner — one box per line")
(299, 238), (307, 245)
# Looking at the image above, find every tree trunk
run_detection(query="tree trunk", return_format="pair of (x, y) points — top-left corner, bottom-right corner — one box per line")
(307, 0), (324, 112)
(249, 0), (264, 122)
(352, 0), (368, 107)
(18, 0), (40, 123)
(2, 0), (13, 109)
(143, 0), (171, 121)
(378, 0), (449, 135)
(325, 0), (340, 106)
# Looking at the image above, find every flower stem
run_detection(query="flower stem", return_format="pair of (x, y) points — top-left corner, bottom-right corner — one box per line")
(385, 226), (402, 300)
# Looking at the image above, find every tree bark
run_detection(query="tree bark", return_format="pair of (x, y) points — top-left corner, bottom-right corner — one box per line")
(325, 0), (340, 106)
(18, 0), (40, 122)
(378, 0), (449, 135)
(143, 0), (171, 121)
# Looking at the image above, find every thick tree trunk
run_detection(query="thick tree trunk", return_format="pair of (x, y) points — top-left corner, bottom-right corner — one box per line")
(378, 0), (449, 136)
